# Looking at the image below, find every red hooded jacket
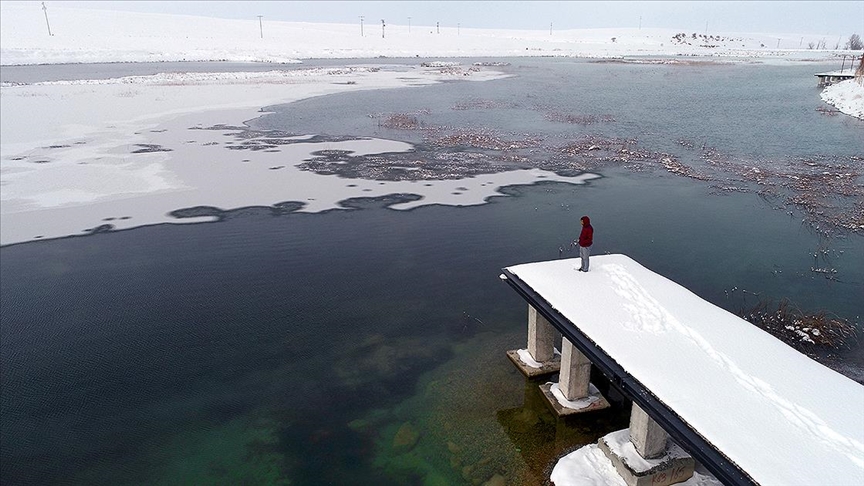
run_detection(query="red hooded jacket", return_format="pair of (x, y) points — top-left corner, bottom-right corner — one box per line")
(578, 216), (593, 247)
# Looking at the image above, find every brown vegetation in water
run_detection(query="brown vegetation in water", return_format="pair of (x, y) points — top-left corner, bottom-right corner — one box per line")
(222, 100), (862, 239)
(742, 299), (859, 357)
(430, 129), (543, 151)
(543, 112), (616, 125)
(377, 110), (431, 130)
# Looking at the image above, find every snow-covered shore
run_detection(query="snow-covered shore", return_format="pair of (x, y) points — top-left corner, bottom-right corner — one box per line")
(822, 79), (864, 119)
(3, 1), (861, 118)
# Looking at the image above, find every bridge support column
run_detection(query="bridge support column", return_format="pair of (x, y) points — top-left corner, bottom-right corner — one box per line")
(539, 338), (610, 415)
(630, 403), (668, 459)
(506, 305), (561, 377)
(598, 404), (695, 486)
(559, 338), (591, 400)
(528, 304), (555, 362)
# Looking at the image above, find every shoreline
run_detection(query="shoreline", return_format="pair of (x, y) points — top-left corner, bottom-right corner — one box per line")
(821, 78), (864, 119)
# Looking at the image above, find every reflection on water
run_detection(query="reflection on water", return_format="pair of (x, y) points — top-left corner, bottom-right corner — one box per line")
(1, 58), (863, 485)
(496, 371), (630, 482)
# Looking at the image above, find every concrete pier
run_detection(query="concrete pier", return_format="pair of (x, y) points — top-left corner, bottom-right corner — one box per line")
(815, 71), (855, 86)
(629, 403), (669, 459)
(506, 305), (561, 377)
(559, 339), (591, 400)
(503, 255), (864, 485)
(598, 428), (695, 486)
(528, 304), (555, 362)
(538, 338), (610, 415)
(594, 404), (694, 486)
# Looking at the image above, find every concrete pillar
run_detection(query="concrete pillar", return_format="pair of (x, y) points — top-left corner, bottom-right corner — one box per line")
(559, 338), (591, 400)
(506, 305), (561, 377)
(527, 305), (555, 362)
(629, 403), (668, 459)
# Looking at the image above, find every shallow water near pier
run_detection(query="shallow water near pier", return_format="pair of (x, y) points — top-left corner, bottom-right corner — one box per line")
(1, 58), (863, 485)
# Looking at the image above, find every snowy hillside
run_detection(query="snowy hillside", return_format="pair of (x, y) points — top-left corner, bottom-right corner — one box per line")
(1, 1), (860, 65)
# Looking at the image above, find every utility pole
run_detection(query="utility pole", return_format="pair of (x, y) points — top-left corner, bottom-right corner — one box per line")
(776, 38), (780, 49)
(381, 19), (385, 38)
(360, 16), (364, 36)
(408, 16), (411, 34)
(42, 2), (53, 36)
(457, 23), (460, 35)
(639, 16), (642, 30)
(550, 22), (553, 36)
(436, 21), (439, 34)
(257, 15), (263, 38)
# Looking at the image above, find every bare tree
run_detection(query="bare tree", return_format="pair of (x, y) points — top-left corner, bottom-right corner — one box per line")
(846, 34), (863, 50)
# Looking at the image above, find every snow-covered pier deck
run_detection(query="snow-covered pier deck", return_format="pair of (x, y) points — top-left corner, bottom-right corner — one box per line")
(815, 70), (856, 86)
(501, 254), (864, 486)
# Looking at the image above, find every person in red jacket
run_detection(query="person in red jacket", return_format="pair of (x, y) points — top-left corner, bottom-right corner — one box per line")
(576, 215), (593, 272)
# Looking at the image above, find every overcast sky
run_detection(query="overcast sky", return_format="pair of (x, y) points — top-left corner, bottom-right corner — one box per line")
(43, 1), (864, 35)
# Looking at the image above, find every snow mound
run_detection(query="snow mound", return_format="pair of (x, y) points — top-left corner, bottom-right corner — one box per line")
(821, 78), (864, 119)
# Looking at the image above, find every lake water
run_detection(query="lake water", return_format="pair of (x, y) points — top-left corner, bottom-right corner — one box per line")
(1, 58), (862, 485)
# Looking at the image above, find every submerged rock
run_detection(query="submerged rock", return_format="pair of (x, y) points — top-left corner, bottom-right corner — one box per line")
(392, 422), (421, 454)
(483, 473), (507, 486)
(423, 471), (450, 486)
(447, 441), (462, 454)
(347, 418), (368, 432)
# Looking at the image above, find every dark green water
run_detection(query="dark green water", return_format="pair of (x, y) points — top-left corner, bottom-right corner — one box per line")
(1, 58), (862, 485)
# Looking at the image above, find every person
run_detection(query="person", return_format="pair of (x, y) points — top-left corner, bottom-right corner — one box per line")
(576, 215), (593, 272)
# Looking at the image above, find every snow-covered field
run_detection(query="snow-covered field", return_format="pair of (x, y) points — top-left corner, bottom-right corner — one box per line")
(2, 2), (860, 64)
